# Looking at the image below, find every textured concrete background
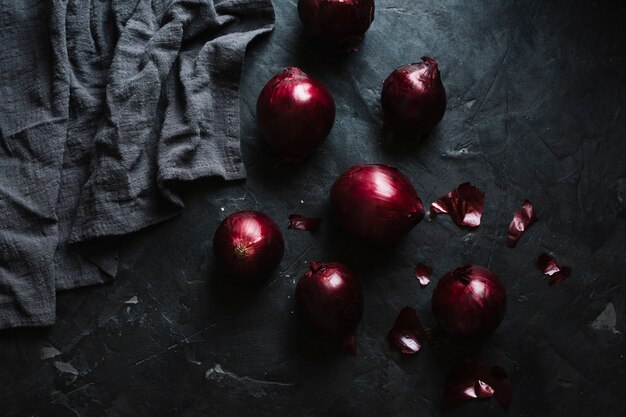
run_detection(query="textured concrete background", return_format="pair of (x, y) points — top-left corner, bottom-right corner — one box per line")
(1, 0), (625, 416)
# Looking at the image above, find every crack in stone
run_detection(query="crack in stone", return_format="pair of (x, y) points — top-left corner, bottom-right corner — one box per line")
(205, 363), (293, 387)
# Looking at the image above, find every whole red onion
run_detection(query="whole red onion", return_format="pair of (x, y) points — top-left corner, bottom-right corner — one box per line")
(330, 164), (425, 244)
(213, 211), (285, 282)
(432, 265), (507, 338)
(296, 261), (363, 338)
(257, 67), (335, 162)
(298, 0), (375, 51)
(381, 56), (447, 139)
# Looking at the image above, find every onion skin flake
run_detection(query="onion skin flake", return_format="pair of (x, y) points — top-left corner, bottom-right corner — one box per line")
(507, 200), (537, 248)
(288, 215), (322, 232)
(414, 263), (433, 287)
(537, 253), (572, 286)
(387, 307), (430, 354)
(445, 359), (511, 408)
(430, 182), (485, 228)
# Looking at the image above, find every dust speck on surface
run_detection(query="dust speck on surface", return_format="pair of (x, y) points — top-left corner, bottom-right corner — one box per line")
(54, 361), (79, 384)
(124, 295), (139, 304)
(205, 363), (226, 382)
(54, 361), (78, 375)
(591, 303), (620, 334)
(40, 345), (61, 360)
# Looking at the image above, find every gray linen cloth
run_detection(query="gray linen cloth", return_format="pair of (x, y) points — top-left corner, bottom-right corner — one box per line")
(0, 0), (274, 328)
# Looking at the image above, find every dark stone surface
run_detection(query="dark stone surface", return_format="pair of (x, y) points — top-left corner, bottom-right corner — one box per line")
(1, 0), (625, 415)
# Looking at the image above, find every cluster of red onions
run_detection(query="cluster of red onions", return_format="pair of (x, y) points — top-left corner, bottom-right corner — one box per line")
(432, 265), (507, 338)
(295, 262), (363, 342)
(213, 211), (284, 283)
(219, 2), (515, 375)
(298, 0), (376, 51)
(257, 59), (447, 160)
(382, 56), (447, 139)
(213, 189), (507, 353)
(256, 67), (336, 162)
(330, 164), (425, 244)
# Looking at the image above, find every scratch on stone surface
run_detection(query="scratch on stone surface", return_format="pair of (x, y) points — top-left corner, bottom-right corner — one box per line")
(65, 382), (95, 397)
(245, 188), (259, 206)
(456, 29), (517, 146)
(530, 0), (541, 23)
(486, 202), (503, 269)
(158, 313), (184, 339)
(147, 334), (164, 350)
(504, 76), (509, 148)
(60, 403), (81, 417)
(548, 343), (599, 385)
(616, 178), (625, 209)
(127, 322), (217, 369)
(591, 303), (620, 334)
(495, 349), (521, 367)
(280, 243), (313, 275)
(529, 123), (560, 159)
(273, 39), (296, 56)
(205, 364), (293, 387)
(447, 98), (477, 111)
(612, 104), (621, 126)
(558, 172), (577, 183)
(40, 345), (62, 359)
(347, 72), (378, 122)
(381, 6), (414, 16)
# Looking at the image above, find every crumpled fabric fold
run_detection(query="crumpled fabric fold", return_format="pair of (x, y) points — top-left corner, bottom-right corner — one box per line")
(0, 0), (274, 328)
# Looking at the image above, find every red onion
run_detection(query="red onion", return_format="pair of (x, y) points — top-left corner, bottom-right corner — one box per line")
(295, 261), (363, 338)
(297, 0), (375, 51)
(256, 67), (335, 162)
(330, 164), (424, 244)
(213, 211), (285, 282)
(432, 265), (507, 338)
(381, 56), (447, 139)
